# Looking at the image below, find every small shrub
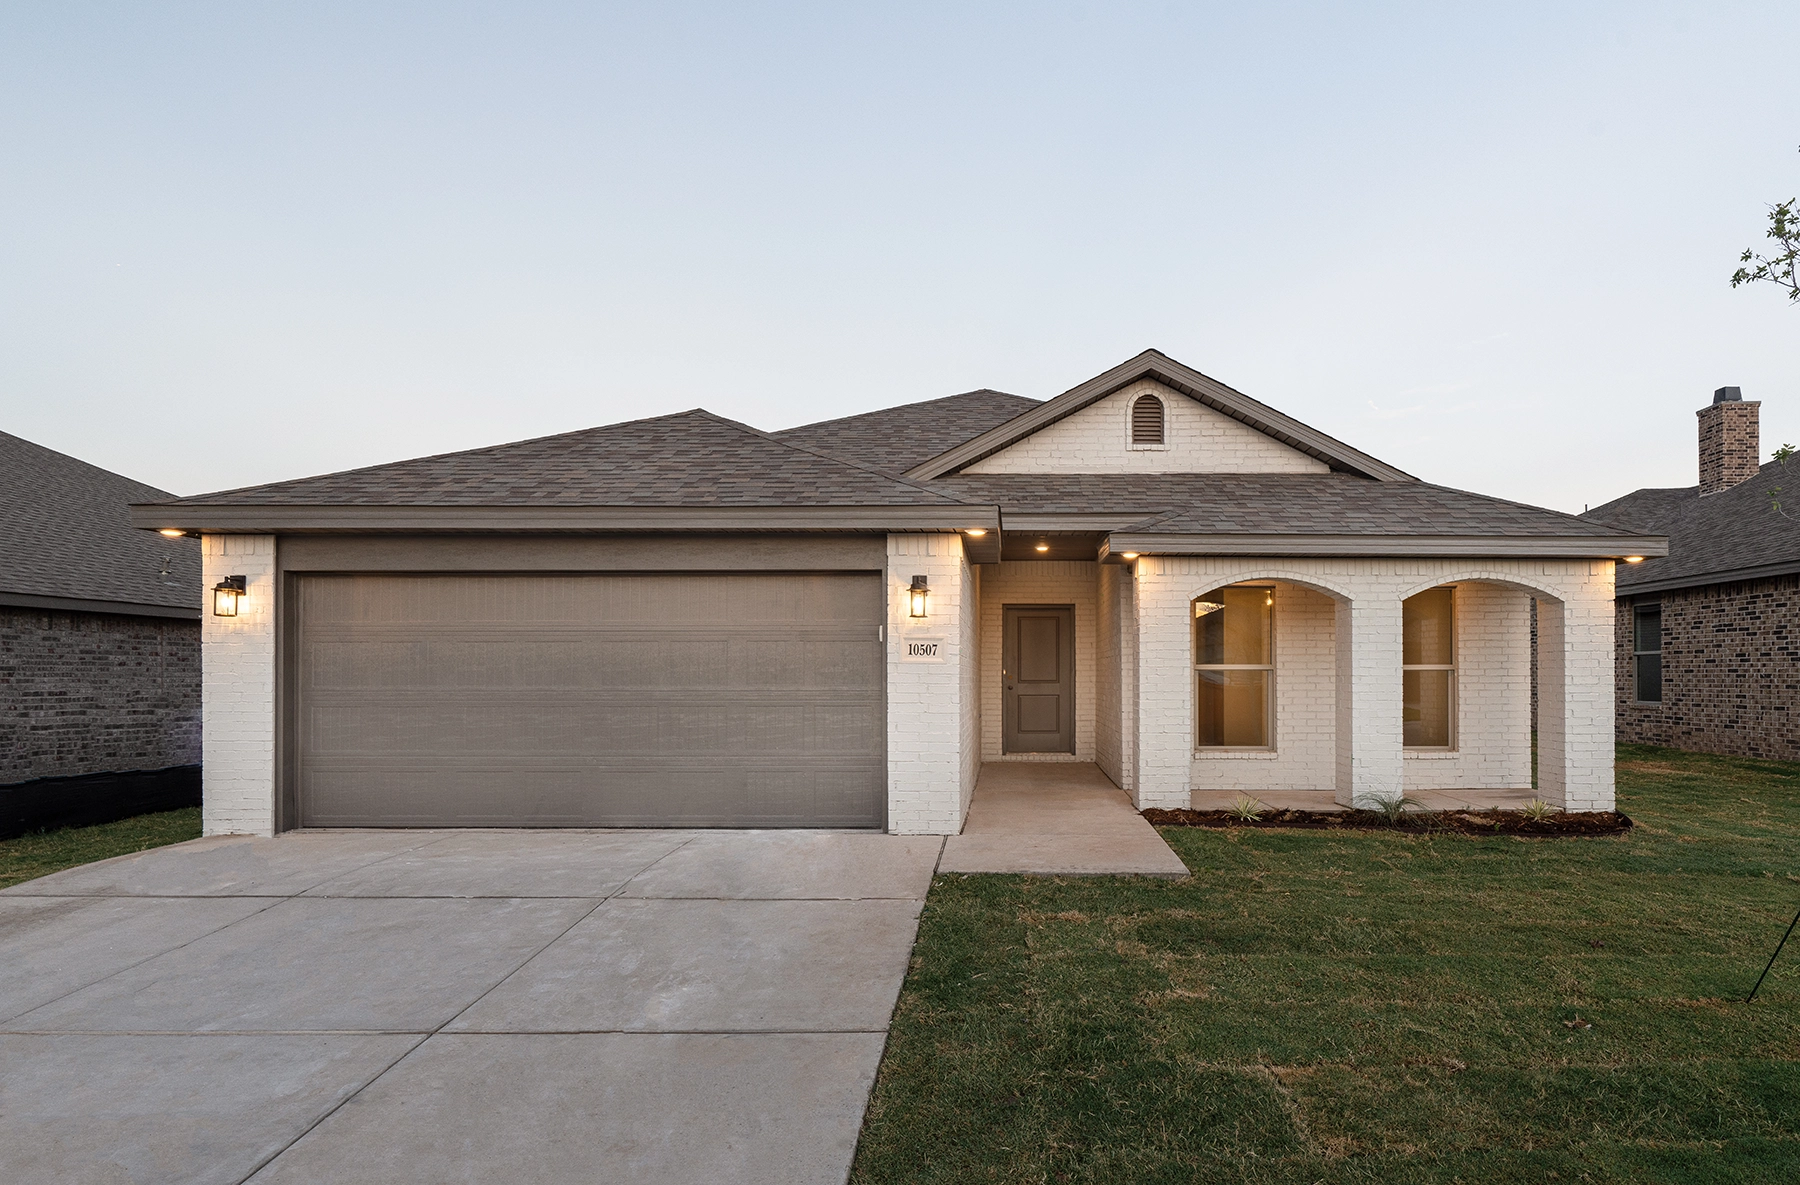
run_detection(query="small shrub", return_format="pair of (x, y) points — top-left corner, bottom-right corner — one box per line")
(1521, 797), (1559, 821)
(1226, 795), (1264, 822)
(1369, 793), (1425, 824)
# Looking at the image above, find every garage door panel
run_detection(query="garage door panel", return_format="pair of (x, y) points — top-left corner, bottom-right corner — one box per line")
(293, 572), (884, 827)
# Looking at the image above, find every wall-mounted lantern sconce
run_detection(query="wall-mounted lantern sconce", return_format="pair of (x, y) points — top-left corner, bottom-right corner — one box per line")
(908, 575), (929, 618)
(213, 575), (246, 617)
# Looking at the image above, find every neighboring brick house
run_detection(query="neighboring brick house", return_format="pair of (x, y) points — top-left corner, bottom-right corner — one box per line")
(130, 350), (1661, 837)
(1, 431), (202, 835)
(1587, 389), (1800, 760)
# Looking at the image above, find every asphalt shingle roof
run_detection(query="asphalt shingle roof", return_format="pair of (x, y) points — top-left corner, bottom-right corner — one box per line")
(774, 390), (1040, 475)
(1586, 461), (1800, 591)
(1, 430), (200, 611)
(936, 473), (1617, 536)
(140, 390), (1650, 549)
(160, 410), (964, 507)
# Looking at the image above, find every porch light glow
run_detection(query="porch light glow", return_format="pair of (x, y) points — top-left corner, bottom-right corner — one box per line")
(1035, 542), (1049, 552)
(213, 575), (246, 617)
(965, 528), (987, 537)
(1120, 552), (1139, 560)
(158, 529), (186, 538)
(908, 574), (929, 618)
(1623, 556), (1645, 564)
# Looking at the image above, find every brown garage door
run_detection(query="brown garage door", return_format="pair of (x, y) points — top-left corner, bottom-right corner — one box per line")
(290, 572), (885, 828)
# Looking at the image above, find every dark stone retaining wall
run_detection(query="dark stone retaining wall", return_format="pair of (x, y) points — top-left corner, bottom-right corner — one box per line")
(1615, 574), (1800, 760)
(1, 606), (201, 784)
(0, 764), (201, 839)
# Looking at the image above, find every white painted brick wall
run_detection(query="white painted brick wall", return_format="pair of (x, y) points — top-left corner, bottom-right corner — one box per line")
(1189, 582), (1338, 793)
(1403, 583), (1532, 792)
(978, 561), (1099, 761)
(201, 534), (277, 836)
(963, 380), (1330, 475)
(1096, 564), (1124, 785)
(1134, 557), (1616, 812)
(886, 533), (976, 834)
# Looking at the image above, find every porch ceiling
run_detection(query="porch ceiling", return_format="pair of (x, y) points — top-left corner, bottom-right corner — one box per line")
(997, 531), (1106, 563)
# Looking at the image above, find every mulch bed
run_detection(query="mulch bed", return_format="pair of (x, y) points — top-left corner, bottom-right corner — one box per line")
(1143, 807), (1634, 836)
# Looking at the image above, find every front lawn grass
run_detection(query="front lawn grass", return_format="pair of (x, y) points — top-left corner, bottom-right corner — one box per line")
(851, 745), (1800, 1183)
(0, 807), (202, 890)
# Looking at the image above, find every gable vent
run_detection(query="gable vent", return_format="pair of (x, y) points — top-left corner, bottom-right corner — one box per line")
(1130, 394), (1165, 444)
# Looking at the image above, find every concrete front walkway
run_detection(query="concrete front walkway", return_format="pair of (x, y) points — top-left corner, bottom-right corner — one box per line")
(939, 763), (1190, 877)
(0, 828), (943, 1185)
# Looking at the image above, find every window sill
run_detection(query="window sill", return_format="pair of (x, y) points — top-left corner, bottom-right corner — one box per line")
(1404, 749), (1459, 759)
(1630, 701), (1664, 708)
(1193, 748), (1279, 758)
(1127, 443), (1170, 452)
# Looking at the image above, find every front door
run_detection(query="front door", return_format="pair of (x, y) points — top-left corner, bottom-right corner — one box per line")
(1002, 605), (1075, 754)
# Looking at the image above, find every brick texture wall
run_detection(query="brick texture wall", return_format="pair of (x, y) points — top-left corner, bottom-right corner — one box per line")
(1134, 558), (1615, 811)
(201, 534), (278, 836)
(886, 533), (977, 834)
(1616, 574), (1800, 759)
(962, 379), (1330, 475)
(1697, 400), (1761, 496)
(1, 607), (200, 784)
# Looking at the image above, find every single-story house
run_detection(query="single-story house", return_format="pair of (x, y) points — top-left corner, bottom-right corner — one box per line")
(2, 430), (202, 836)
(131, 350), (1663, 836)
(1586, 387), (1800, 760)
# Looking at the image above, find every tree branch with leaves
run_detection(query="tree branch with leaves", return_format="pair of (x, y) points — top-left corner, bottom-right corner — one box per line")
(1731, 150), (1800, 303)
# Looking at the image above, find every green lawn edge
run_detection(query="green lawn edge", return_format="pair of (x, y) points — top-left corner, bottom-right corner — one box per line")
(851, 744), (1800, 1183)
(0, 807), (202, 890)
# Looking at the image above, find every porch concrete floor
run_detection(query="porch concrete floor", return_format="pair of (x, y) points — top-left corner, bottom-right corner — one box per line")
(939, 763), (1190, 877)
(1189, 787), (1542, 813)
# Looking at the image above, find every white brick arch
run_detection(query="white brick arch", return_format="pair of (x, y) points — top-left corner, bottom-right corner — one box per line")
(1395, 569), (1567, 604)
(1181, 568), (1355, 605)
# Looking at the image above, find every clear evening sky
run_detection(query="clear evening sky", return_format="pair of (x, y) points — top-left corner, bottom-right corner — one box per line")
(2, 3), (1796, 513)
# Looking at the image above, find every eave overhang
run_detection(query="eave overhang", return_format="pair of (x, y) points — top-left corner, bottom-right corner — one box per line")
(128, 503), (1006, 561)
(1097, 533), (1671, 562)
(905, 349), (1416, 483)
(1617, 558), (1800, 597)
(0, 590), (200, 620)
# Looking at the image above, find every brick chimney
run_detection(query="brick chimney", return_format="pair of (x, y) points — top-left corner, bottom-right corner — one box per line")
(1698, 386), (1760, 496)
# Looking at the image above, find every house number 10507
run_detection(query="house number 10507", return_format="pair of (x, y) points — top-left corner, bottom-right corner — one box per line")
(902, 638), (945, 662)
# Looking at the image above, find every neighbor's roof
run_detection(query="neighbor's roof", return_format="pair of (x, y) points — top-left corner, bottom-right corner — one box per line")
(1586, 461), (1800, 594)
(774, 389), (1040, 475)
(0, 430), (200, 617)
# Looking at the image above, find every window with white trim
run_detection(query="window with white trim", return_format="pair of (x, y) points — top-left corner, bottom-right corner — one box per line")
(1403, 587), (1455, 748)
(1194, 585), (1273, 747)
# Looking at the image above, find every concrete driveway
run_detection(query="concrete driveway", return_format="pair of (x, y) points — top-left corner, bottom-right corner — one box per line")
(0, 828), (943, 1184)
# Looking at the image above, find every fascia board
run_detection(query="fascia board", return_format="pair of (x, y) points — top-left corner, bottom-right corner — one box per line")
(1617, 559), (1800, 597)
(1099, 533), (1671, 561)
(0, 590), (200, 619)
(904, 350), (1416, 483)
(128, 504), (1004, 534)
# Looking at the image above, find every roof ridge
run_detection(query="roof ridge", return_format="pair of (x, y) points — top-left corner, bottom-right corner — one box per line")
(686, 409), (972, 505)
(773, 389), (1036, 437)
